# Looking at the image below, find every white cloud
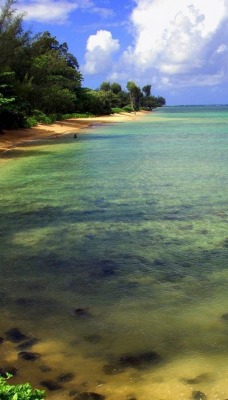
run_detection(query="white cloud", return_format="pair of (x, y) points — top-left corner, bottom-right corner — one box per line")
(110, 0), (228, 89)
(216, 44), (227, 54)
(88, 7), (115, 18)
(17, 0), (114, 24)
(83, 30), (120, 74)
(130, 0), (226, 70)
(17, 0), (79, 23)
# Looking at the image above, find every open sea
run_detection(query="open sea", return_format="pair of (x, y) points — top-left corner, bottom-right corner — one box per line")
(0, 105), (228, 400)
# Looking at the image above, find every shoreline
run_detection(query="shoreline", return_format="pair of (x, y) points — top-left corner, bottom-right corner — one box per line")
(0, 111), (148, 155)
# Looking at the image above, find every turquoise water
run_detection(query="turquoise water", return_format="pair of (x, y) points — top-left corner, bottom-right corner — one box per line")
(0, 106), (228, 399)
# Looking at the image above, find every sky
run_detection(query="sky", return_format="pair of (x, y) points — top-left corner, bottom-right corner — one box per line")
(11, 0), (228, 105)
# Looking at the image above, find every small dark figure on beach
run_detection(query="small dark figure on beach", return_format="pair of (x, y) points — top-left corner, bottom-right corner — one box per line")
(73, 134), (77, 139)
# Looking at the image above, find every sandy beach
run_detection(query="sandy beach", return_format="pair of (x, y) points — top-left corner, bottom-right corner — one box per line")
(0, 111), (148, 154)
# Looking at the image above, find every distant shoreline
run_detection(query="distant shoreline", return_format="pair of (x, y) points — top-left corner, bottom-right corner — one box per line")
(0, 111), (149, 155)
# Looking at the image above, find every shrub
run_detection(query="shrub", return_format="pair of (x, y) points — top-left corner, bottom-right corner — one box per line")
(111, 107), (123, 114)
(0, 374), (45, 400)
(62, 112), (95, 119)
(32, 110), (53, 124)
(139, 107), (151, 111)
(24, 116), (38, 128)
(122, 105), (134, 113)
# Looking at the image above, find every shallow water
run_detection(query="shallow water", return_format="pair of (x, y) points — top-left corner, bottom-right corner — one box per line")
(0, 106), (228, 399)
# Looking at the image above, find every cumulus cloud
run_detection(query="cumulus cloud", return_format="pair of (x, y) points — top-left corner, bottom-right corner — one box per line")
(112, 0), (228, 89)
(83, 30), (120, 74)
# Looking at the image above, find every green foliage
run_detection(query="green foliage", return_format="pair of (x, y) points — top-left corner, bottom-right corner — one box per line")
(122, 105), (134, 113)
(0, 71), (27, 130)
(110, 82), (122, 94)
(126, 81), (141, 110)
(0, 374), (45, 400)
(99, 81), (111, 91)
(77, 89), (113, 115)
(62, 113), (94, 119)
(142, 84), (151, 97)
(111, 107), (123, 113)
(0, 0), (30, 73)
(24, 116), (38, 128)
(31, 110), (54, 124)
(139, 106), (150, 111)
(0, 0), (166, 130)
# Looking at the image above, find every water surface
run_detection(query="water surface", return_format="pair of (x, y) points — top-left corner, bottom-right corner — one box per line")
(0, 106), (228, 399)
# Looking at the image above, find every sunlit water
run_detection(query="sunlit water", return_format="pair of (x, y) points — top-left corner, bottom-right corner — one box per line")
(0, 106), (228, 399)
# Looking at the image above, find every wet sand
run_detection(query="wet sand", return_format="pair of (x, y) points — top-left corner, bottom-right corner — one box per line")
(0, 111), (148, 154)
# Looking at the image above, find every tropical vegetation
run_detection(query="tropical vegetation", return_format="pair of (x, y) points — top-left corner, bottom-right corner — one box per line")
(0, 0), (166, 132)
(0, 374), (45, 400)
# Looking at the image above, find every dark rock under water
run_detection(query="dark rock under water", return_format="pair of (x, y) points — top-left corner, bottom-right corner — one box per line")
(119, 351), (161, 368)
(74, 392), (106, 400)
(73, 308), (92, 318)
(18, 351), (41, 361)
(0, 366), (18, 377)
(17, 338), (40, 350)
(83, 334), (102, 344)
(5, 328), (28, 343)
(192, 390), (207, 400)
(40, 379), (63, 391)
(103, 351), (161, 375)
(56, 372), (75, 382)
(221, 313), (228, 321)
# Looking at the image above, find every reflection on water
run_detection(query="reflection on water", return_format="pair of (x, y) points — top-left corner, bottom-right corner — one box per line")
(0, 106), (228, 399)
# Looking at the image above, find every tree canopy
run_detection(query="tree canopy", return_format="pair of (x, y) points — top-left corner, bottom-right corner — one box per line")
(0, 0), (166, 131)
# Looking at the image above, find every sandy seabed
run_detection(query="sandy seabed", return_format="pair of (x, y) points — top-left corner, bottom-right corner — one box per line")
(0, 111), (148, 154)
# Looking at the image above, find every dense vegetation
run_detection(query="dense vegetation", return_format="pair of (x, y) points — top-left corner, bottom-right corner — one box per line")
(0, 374), (45, 400)
(0, 0), (166, 131)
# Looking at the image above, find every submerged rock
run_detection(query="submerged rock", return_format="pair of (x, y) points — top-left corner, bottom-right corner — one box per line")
(57, 372), (75, 382)
(103, 351), (161, 375)
(39, 365), (52, 373)
(18, 351), (41, 361)
(17, 338), (40, 350)
(40, 380), (63, 391)
(126, 395), (137, 400)
(192, 390), (207, 400)
(182, 373), (210, 385)
(119, 351), (161, 369)
(74, 392), (105, 400)
(5, 328), (28, 343)
(221, 313), (228, 321)
(84, 335), (102, 344)
(0, 366), (18, 377)
(15, 297), (36, 307)
(73, 308), (91, 318)
(95, 260), (117, 278)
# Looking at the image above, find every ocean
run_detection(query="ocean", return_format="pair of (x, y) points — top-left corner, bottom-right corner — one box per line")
(0, 105), (228, 399)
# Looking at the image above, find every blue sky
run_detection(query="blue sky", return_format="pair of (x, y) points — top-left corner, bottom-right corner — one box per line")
(12, 0), (228, 105)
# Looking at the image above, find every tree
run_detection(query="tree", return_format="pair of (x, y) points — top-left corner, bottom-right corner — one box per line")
(156, 96), (166, 106)
(126, 81), (141, 110)
(142, 84), (151, 98)
(30, 32), (80, 70)
(0, 71), (28, 131)
(78, 89), (113, 115)
(26, 31), (83, 113)
(0, 0), (30, 72)
(110, 82), (122, 94)
(99, 81), (111, 91)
